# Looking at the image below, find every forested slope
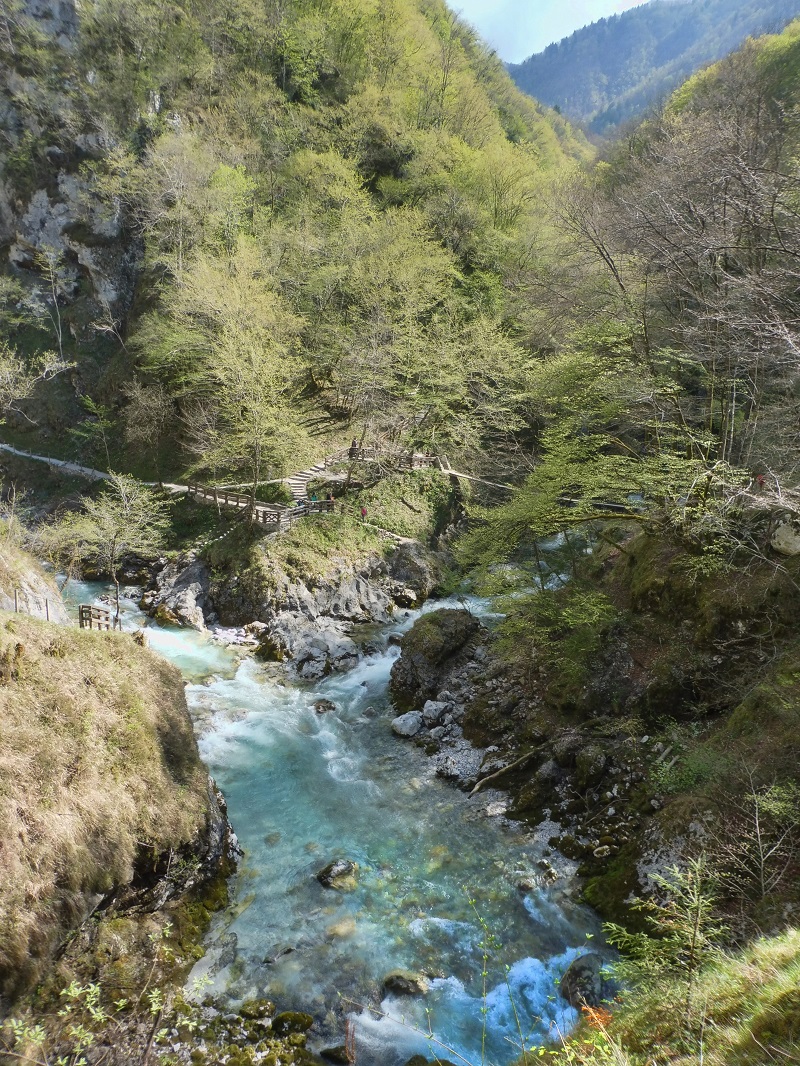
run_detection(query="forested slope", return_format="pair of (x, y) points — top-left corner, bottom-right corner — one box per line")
(458, 20), (800, 1063)
(0, 0), (588, 489)
(508, 0), (800, 134)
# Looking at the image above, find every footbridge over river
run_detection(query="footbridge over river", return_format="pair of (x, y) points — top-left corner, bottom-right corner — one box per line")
(186, 445), (513, 535)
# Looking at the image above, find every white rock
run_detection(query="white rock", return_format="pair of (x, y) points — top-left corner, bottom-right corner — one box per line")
(771, 522), (800, 556)
(391, 712), (423, 737)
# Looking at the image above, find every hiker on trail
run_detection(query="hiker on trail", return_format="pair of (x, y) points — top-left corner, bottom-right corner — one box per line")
(360, 506), (367, 522)
(310, 493), (318, 502)
(756, 474), (765, 489)
(349, 438), (359, 459)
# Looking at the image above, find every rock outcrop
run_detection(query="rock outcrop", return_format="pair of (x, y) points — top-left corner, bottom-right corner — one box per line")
(0, 540), (70, 623)
(259, 612), (360, 679)
(389, 608), (483, 712)
(141, 555), (213, 631)
(1, 0), (142, 354)
(107, 781), (240, 915)
(139, 538), (443, 679)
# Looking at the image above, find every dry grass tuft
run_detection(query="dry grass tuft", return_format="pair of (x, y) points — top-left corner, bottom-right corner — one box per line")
(0, 612), (208, 999)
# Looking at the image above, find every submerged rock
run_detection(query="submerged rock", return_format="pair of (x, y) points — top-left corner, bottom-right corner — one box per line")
(314, 699), (337, 714)
(383, 969), (430, 996)
(392, 711), (423, 737)
(316, 859), (358, 889)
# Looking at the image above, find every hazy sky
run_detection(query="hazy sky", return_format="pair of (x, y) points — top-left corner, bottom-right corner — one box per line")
(455, 0), (649, 63)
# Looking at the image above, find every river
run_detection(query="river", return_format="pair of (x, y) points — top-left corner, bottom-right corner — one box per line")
(64, 581), (605, 1066)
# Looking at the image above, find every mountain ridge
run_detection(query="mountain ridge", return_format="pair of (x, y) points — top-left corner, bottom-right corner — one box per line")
(508, 0), (800, 134)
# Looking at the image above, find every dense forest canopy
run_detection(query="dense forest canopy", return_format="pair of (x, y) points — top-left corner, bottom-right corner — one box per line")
(508, 0), (800, 134)
(466, 17), (800, 584)
(0, 0), (588, 488)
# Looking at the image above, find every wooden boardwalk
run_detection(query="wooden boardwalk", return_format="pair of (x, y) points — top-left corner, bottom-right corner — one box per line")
(186, 444), (516, 539)
(186, 484), (334, 531)
(0, 437), (510, 542)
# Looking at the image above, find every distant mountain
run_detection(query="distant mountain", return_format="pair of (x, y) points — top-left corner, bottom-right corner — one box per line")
(508, 0), (800, 134)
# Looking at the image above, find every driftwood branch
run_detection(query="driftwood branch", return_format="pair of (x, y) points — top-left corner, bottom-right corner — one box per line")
(469, 748), (540, 796)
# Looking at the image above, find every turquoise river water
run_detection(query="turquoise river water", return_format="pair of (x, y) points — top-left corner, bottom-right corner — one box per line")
(65, 582), (604, 1066)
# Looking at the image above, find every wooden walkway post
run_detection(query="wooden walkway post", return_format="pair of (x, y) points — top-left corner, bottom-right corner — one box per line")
(79, 604), (112, 631)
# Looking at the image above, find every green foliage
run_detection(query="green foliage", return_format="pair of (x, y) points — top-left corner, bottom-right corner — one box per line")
(353, 468), (457, 538)
(68, 397), (113, 468)
(43, 474), (170, 619)
(595, 927), (800, 1066)
(0, 341), (72, 419)
(488, 581), (617, 697)
(509, 0), (800, 134)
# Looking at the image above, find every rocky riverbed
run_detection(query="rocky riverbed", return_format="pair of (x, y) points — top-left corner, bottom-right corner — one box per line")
(386, 607), (668, 920)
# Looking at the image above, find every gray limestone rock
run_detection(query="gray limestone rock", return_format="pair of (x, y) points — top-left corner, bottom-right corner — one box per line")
(0, 551), (70, 624)
(390, 609), (483, 712)
(148, 557), (211, 631)
(422, 699), (448, 726)
(771, 521), (800, 556)
(392, 711), (423, 737)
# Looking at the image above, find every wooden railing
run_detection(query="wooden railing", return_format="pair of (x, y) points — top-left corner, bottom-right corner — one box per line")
(79, 604), (114, 630)
(187, 483), (335, 530)
(9, 587), (54, 620)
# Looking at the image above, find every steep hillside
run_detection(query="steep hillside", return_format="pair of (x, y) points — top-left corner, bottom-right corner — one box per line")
(0, 610), (216, 999)
(449, 18), (800, 1062)
(0, 0), (588, 486)
(0, 531), (69, 621)
(508, 0), (800, 134)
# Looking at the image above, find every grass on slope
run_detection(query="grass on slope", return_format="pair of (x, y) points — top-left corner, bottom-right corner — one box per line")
(352, 468), (461, 540)
(597, 928), (800, 1066)
(0, 614), (208, 999)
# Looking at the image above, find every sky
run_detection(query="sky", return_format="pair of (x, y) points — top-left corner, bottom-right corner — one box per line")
(454, 0), (650, 63)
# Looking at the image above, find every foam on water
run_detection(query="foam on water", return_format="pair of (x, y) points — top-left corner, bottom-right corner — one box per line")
(72, 580), (606, 1065)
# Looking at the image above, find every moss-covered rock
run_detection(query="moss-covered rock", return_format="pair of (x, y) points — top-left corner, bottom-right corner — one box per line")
(390, 609), (483, 712)
(271, 1011), (315, 1036)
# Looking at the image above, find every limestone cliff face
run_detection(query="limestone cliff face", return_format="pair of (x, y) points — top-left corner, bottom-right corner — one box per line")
(0, 0), (141, 340)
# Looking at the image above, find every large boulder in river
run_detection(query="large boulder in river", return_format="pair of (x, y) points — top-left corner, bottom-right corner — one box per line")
(560, 953), (608, 1008)
(386, 542), (441, 605)
(258, 612), (359, 678)
(145, 556), (212, 630)
(392, 711), (423, 737)
(390, 609), (483, 712)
